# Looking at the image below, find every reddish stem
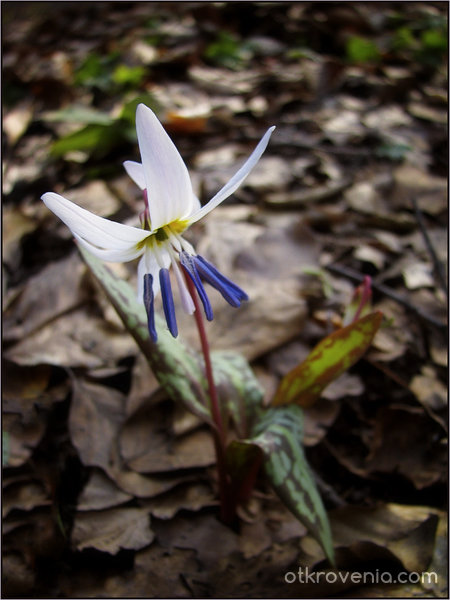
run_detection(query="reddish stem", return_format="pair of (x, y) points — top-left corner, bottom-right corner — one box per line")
(353, 275), (372, 323)
(182, 270), (233, 523)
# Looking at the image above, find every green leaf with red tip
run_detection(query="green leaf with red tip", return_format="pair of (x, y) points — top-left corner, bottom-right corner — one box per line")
(273, 311), (383, 408)
(342, 275), (373, 326)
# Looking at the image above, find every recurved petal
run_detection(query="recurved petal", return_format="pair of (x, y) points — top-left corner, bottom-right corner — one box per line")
(74, 234), (145, 263)
(123, 160), (146, 190)
(42, 192), (149, 248)
(188, 126), (275, 224)
(136, 104), (193, 230)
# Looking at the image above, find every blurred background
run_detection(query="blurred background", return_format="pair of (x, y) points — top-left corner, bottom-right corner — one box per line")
(2, 2), (448, 598)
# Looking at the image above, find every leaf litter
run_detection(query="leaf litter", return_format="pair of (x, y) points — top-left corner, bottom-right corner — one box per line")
(2, 2), (447, 597)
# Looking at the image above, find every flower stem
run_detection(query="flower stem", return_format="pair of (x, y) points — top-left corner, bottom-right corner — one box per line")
(182, 269), (233, 523)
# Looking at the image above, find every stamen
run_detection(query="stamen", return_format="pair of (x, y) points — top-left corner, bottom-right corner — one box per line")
(169, 249), (195, 314)
(179, 252), (213, 321)
(195, 255), (249, 306)
(151, 241), (166, 269)
(165, 225), (183, 252)
(173, 232), (195, 255)
(143, 273), (157, 342)
(142, 190), (151, 229)
(143, 189), (149, 210)
(159, 268), (178, 337)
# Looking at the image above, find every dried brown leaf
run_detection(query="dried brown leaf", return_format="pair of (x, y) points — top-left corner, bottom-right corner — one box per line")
(64, 180), (121, 218)
(3, 253), (88, 343)
(126, 429), (215, 474)
(3, 412), (47, 468)
(297, 503), (440, 574)
(77, 469), (133, 511)
(2, 480), (50, 518)
(187, 208), (318, 359)
(5, 309), (137, 368)
(303, 399), (341, 446)
(143, 482), (217, 519)
(72, 507), (154, 554)
(365, 406), (446, 488)
(69, 378), (126, 469)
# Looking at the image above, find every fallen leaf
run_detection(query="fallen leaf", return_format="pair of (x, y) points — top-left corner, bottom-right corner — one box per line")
(3, 99), (34, 145)
(365, 406), (446, 488)
(2, 480), (50, 518)
(155, 512), (239, 569)
(303, 399), (341, 446)
(243, 156), (293, 191)
(5, 309), (138, 368)
(69, 378), (126, 470)
(126, 428), (215, 474)
(239, 519), (272, 559)
(77, 469), (133, 511)
(321, 372), (364, 401)
(3, 253), (88, 343)
(72, 507), (154, 553)
(143, 482), (217, 519)
(63, 180), (121, 217)
(393, 164), (447, 215)
(299, 503), (439, 573)
(190, 208), (318, 359)
(2, 205), (37, 269)
(2, 412), (47, 468)
(344, 181), (385, 215)
(410, 366), (447, 412)
(403, 261), (434, 289)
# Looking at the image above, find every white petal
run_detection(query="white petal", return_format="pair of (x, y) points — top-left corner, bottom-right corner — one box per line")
(42, 192), (149, 248)
(136, 104), (193, 230)
(74, 234), (145, 263)
(188, 126), (275, 224)
(187, 193), (201, 216)
(123, 160), (146, 190)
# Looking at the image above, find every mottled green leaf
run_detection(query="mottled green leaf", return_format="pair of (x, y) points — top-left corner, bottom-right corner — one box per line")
(211, 351), (264, 438)
(273, 311), (383, 407)
(78, 245), (212, 424)
(245, 405), (335, 565)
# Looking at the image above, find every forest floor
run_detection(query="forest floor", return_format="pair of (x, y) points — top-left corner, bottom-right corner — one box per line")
(2, 2), (448, 598)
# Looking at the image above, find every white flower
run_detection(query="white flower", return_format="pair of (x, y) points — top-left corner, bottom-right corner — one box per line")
(42, 103), (275, 341)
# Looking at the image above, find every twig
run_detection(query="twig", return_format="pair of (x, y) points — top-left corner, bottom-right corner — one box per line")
(325, 263), (447, 331)
(410, 196), (448, 298)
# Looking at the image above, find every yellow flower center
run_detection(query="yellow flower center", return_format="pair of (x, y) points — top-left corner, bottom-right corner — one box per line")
(136, 219), (189, 251)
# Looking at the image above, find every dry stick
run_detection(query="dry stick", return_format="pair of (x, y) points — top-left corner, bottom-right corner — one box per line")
(182, 270), (233, 523)
(410, 196), (448, 298)
(325, 263), (447, 331)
